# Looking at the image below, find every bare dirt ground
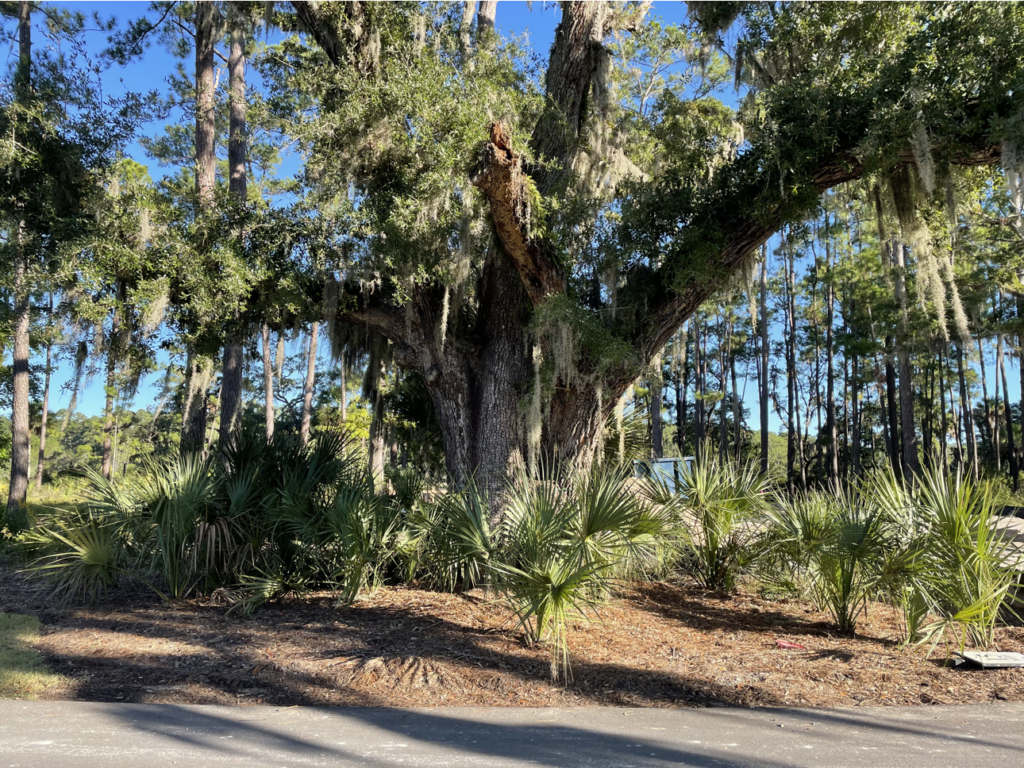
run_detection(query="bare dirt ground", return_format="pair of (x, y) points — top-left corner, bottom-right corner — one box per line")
(2, 563), (1023, 709)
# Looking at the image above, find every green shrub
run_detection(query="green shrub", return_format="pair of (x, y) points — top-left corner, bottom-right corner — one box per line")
(493, 464), (671, 679)
(673, 454), (769, 593)
(761, 488), (892, 634)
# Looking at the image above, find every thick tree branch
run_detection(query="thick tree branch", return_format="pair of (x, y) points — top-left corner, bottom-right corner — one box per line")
(471, 123), (566, 305)
(629, 144), (1004, 390)
(291, 1), (345, 66)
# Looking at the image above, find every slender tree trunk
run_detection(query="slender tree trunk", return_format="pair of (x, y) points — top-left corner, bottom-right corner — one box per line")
(650, 353), (663, 458)
(183, 2), (218, 451)
(825, 269), (838, 485)
(730, 323), (741, 462)
(219, 10), (248, 450)
(718, 315), (728, 464)
(6, 1), (32, 517)
(938, 346), (950, 476)
(925, 360), (933, 468)
(851, 330), (861, 477)
(368, 355), (386, 490)
(885, 339), (901, 478)
(677, 329), (688, 456)
(1000, 332), (1019, 490)
(7, 235), (30, 514)
(693, 317), (705, 457)
(33, 295), (52, 491)
(979, 336), (993, 465)
(785, 250), (797, 493)
(261, 323), (275, 441)
(340, 352), (347, 424)
(760, 255), (770, 475)
(300, 322), (319, 447)
(101, 283), (124, 480)
(195, 2), (216, 207)
(894, 241), (920, 479)
(956, 341), (979, 481)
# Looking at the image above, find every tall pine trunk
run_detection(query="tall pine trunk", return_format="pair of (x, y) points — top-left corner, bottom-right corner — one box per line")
(6, 1), (32, 516)
(693, 317), (705, 457)
(825, 261), (838, 485)
(938, 346), (950, 477)
(300, 322), (319, 447)
(956, 341), (979, 480)
(893, 241), (920, 479)
(885, 338), (901, 478)
(261, 324), (274, 441)
(219, 9), (248, 450)
(183, 2), (218, 450)
(978, 337), (994, 465)
(759, 255), (770, 475)
(101, 282), (124, 480)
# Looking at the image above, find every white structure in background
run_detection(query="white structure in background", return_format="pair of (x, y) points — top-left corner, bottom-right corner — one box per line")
(633, 457), (695, 493)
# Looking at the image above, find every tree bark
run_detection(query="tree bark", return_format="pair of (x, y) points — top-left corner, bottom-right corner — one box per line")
(650, 353), (663, 459)
(693, 317), (706, 457)
(938, 346), (950, 477)
(101, 283), (124, 480)
(6, 1), (32, 517)
(785, 246), (797, 493)
(730, 320), (741, 462)
(300, 322), (319, 447)
(760, 254), (770, 475)
(261, 324), (275, 441)
(979, 336), (994, 465)
(183, 2), (218, 451)
(884, 337), (901, 478)
(718, 314), (728, 464)
(195, 1), (217, 208)
(368, 354), (386, 490)
(956, 341), (979, 481)
(893, 241), (920, 479)
(7, 233), (30, 514)
(219, 10), (248, 451)
(677, 329), (688, 456)
(34, 296), (52, 490)
(825, 253), (838, 485)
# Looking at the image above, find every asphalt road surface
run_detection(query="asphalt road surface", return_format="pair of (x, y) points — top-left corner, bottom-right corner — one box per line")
(1, 700), (1021, 767)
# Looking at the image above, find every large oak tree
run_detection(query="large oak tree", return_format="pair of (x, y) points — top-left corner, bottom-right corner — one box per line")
(280, 1), (1023, 495)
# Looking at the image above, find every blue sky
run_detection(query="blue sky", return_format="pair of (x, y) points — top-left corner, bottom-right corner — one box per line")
(4, 2), (1019, 436)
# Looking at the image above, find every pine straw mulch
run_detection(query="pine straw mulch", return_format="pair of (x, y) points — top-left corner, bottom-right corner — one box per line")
(2, 563), (1023, 709)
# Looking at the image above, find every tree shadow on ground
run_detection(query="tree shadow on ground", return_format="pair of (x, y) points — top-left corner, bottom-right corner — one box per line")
(627, 581), (901, 647)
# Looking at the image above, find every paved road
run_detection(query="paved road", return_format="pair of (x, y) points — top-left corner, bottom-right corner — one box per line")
(0, 700), (1021, 767)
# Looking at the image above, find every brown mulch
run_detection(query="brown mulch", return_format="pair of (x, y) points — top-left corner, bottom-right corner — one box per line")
(2, 562), (1023, 709)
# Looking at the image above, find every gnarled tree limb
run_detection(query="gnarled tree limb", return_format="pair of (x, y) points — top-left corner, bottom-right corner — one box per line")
(472, 123), (566, 305)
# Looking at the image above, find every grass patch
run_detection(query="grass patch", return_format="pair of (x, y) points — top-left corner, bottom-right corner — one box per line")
(0, 613), (64, 699)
